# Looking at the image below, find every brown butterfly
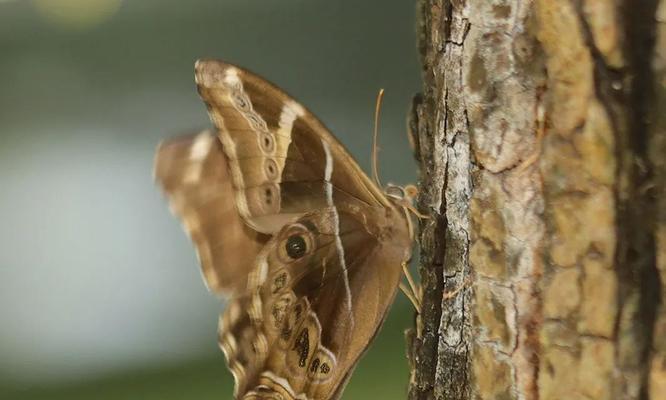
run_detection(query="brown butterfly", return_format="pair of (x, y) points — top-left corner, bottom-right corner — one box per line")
(154, 60), (419, 399)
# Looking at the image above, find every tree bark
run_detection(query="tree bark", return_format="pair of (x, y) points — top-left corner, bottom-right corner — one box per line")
(407, 1), (665, 399)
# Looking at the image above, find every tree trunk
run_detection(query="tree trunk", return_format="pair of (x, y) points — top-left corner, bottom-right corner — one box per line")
(406, 1), (665, 399)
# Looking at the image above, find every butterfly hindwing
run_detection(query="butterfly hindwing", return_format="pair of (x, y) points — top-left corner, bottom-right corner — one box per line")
(219, 208), (405, 399)
(154, 131), (270, 295)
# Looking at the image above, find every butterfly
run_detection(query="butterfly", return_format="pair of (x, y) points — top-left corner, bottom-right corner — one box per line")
(154, 60), (419, 399)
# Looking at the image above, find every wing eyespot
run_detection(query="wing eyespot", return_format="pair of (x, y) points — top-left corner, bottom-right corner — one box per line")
(264, 187), (274, 205)
(321, 363), (330, 374)
(293, 327), (310, 368)
(264, 158), (279, 180)
(310, 357), (320, 373)
(277, 224), (314, 264)
(231, 92), (250, 111)
(259, 133), (275, 153)
(272, 271), (289, 293)
(306, 348), (336, 381)
(285, 235), (307, 259)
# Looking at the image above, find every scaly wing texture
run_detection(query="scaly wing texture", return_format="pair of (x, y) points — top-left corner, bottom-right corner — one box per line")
(220, 208), (405, 400)
(154, 131), (269, 295)
(194, 59), (392, 234)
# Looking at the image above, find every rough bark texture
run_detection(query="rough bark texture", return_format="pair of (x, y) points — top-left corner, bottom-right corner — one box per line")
(649, 2), (666, 398)
(407, 1), (665, 399)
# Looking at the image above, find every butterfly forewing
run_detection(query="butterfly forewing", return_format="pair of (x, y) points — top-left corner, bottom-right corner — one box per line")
(194, 60), (392, 234)
(155, 60), (413, 400)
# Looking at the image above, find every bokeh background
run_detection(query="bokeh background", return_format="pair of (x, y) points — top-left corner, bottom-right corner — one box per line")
(0, 0), (420, 398)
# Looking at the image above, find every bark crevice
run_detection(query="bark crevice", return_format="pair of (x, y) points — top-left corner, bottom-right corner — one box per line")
(408, 1), (664, 399)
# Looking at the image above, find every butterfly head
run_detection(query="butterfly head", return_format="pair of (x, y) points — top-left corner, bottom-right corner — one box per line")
(384, 183), (417, 208)
(383, 183), (426, 246)
(402, 184), (418, 205)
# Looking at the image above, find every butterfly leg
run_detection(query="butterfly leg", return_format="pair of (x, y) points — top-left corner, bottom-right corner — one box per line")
(400, 261), (422, 313)
(401, 185), (430, 222)
(400, 282), (421, 313)
(405, 203), (430, 221)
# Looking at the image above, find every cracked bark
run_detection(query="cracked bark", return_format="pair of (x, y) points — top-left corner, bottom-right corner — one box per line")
(406, 1), (665, 399)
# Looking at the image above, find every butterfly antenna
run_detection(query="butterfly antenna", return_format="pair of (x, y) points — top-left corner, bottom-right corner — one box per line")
(372, 89), (385, 188)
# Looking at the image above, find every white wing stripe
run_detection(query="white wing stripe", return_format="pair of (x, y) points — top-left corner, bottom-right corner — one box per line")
(321, 138), (352, 313)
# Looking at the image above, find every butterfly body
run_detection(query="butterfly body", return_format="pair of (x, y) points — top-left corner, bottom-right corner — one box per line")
(155, 60), (413, 399)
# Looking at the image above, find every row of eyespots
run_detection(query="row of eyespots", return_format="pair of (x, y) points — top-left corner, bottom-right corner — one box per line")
(224, 74), (279, 200)
(268, 222), (333, 380)
(267, 284), (334, 381)
(308, 356), (331, 375)
(293, 328), (333, 379)
(293, 328), (310, 367)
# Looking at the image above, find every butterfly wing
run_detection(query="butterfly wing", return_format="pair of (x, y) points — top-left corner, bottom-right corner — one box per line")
(154, 131), (270, 295)
(220, 208), (408, 400)
(155, 60), (414, 399)
(194, 60), (393, 234)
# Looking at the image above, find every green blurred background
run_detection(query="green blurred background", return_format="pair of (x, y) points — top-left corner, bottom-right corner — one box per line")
(0, 0), (420, 398)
